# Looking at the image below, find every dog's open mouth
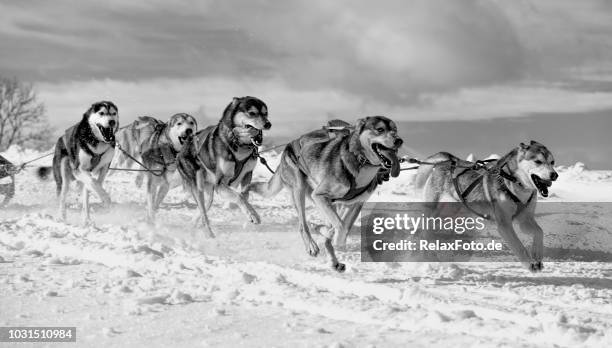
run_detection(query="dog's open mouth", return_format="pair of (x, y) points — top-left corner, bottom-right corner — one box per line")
(245, 125), (263, 146)
(97, 124), (115, 143)
(178, 134), (191, 146)
(531, 174), (552, 197)
(372, 143), (400, 177)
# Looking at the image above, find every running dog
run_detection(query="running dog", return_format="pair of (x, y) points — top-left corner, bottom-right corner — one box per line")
(38, 101), (119, 224)
(415, 140), (558, 272)
(247, 116), (403, 272)
(112, 113), (197, 222)
(177, 96), (271, 238)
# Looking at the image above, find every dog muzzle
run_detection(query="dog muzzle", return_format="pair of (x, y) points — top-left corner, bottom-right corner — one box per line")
(531, 174), (553, 197)
(371, 143), (400, 177)
(97, 125), (116, 144)
(232, 126), (263, 146)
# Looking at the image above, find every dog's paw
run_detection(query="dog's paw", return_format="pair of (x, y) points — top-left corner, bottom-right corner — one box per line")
(332, 262), (346, 273)
(306, 239), (320, 257)
(529, 261), (544, 273)
(248, 211), (261, 225)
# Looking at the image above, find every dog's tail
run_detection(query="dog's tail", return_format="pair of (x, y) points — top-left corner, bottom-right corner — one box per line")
(414, 152), (453, 190)
(36, 138), (64, 196)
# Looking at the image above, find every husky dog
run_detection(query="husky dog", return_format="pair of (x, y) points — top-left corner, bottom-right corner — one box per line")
(112, 113), (197, 222)
(247, 116), (403, 272)
(38, 101), (119, 224)
(415, 140), (558, 272)
(177, 96), (271, 238)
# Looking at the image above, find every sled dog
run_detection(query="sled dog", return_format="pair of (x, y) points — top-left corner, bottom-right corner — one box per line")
(247, 116), (403, 272)
(177, 96), (271, 237)
(39, 101), (119, 224)
(415, 140), (558, 272)
(112, 113), (197, 222)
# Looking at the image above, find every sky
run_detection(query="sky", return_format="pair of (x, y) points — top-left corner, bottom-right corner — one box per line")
(1, 0), (611, 166)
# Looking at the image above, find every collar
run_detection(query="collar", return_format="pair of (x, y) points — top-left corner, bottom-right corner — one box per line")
(348, 131), (378, 168)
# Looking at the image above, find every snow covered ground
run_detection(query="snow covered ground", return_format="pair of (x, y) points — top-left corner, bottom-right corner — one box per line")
(1, 146), (611, 347)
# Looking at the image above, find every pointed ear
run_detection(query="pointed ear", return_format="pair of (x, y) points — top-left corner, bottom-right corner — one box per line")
(221, 98), (240, 127)
(530, 140), (538, 145)
(354, 117), (368, 134)
(82, 104), (95, 121)
(520, 142), (529, 150)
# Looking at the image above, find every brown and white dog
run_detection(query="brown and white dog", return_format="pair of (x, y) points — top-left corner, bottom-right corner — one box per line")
(415, 140), (558, 271)
(38, 101), (119, 224)
(177, 96), (271, 238)
(247, 116), (403, 272)
(112, 113), (197, 222)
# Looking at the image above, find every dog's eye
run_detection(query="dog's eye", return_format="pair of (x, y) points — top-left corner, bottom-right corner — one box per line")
(376, 128), (385, 133)
(551, 161), (555, 165)
(248, 111), (257, 117)
(177, 122), (182, 126)
(535, 160), (543, 165)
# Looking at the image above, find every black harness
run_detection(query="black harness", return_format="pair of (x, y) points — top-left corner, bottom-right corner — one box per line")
(286, 131), (380, 202)
(63, 124), (107, 170)
(449, 159), (535, 220)
(140, 123), (178, 175)
(194, 125), (258, 187)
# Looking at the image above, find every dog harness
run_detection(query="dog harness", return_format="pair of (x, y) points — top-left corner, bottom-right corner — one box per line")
(62, 125), (105, 170)
(450, 159), (535, 220)
(192, 125), (258, 187)
(286, 127), (380, 202)
(139, 122), (177, 174)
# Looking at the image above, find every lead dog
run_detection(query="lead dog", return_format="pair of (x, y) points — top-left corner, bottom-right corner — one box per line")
(112, 113), (197, 222)
(177, 96), (271, 237)
(415, 140), (558, 271)
(38, 101), (119, 224)
(247, 116), (403, 272)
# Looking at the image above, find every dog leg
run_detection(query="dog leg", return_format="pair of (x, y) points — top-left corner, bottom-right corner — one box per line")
(311, 193), (346, 272)
(203, 183), (214, 210)
(58, 158), (71, 221)
(96, 165), (111, 209)
(292, 181), (319, 257)
(81, 184), (91, 226)
(192, 170), (214, 238)
(74, 170), (111, 208)
(154, 178), (170, 211)
(135, 172), (144, 188)
(145, 174), (156, 224)
(215, 185), (261, 224)
(518, 214), (544, 272)
(493, 208), (535, 271)
(334, 203), (364, 248)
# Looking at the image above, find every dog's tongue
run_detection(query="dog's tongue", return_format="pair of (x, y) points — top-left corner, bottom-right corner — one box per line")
(378, 147), (400, 177)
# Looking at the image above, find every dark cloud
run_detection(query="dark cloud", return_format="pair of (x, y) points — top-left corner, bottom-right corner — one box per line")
(2, 0), (612, 108)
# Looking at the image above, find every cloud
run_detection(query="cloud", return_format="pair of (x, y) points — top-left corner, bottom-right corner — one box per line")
(5, 0), (612, 131)
(4, 1), (612, 102)
(37, 77), (612, 140)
